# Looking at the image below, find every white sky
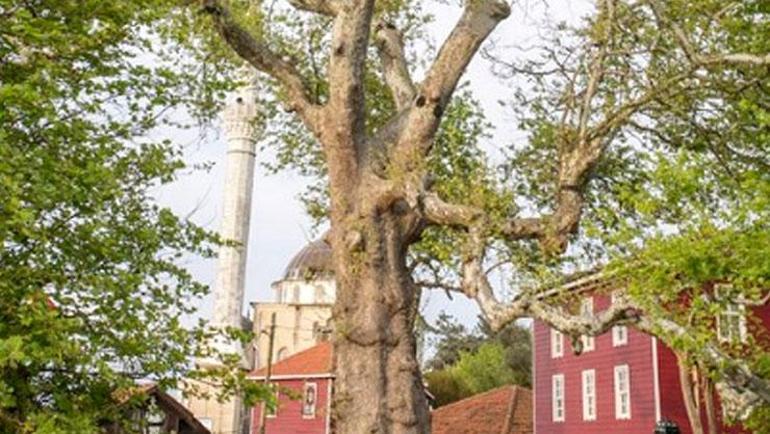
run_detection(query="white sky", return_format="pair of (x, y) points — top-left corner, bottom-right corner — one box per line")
(158, 0), (592, 331)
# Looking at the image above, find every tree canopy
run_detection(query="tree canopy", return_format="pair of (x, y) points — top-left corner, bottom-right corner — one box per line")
(0, 1), (264, 432)
(2, 0), (769, 431)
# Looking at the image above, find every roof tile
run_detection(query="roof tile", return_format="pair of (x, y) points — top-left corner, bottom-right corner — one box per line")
(431, 386), (532, 434)
(252, 342), (332, 377)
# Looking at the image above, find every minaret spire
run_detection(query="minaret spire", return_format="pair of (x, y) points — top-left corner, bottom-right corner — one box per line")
(186, 71), (263, 434)
(211, 71), (263, 334)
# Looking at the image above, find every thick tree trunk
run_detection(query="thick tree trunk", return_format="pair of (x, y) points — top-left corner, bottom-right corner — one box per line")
(330, 212), (429, 434)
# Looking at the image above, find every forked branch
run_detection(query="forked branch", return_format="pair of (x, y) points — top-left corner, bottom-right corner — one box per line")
(393, 0), (510, 160)
(646, 0), (770, 67)
(202, 0), (321, 129)
(374, 20), (416, 111)
(287, 0), (339, 16)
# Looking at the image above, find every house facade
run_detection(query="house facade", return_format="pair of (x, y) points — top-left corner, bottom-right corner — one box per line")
(107, 384), (212, 434)
(533, 286), (768, 434)
(249, 342), (334, 434)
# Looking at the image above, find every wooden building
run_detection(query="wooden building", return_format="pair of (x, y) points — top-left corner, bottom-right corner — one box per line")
(533, 281), (769, 433)
(249, 342), (334, 434)
(106, 383), (211, 434)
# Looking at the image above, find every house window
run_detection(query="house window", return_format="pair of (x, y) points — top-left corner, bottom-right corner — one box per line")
(551, 328), (564, 358)
(581, 298), (595, 352)
(612, 325), (628, 347)
(715, 285), (747, 343)
(552, 374), (565, 422)
(614, 365), (631, 419)
(582, 369), (596, 421)
(312, 321), (321, 341)
(611, 292), (628, 347)
(302, 382), (318, 418)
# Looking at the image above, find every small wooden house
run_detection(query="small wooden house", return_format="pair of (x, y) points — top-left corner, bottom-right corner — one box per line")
(105, 383), (211, 434)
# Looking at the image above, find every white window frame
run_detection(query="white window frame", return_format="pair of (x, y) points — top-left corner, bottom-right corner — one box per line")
(715, 285), (747, 344)
(302, 382), (318, 419)
(551, 328), (564, 358)
(611, 292), (628, 347)
(582, 369), (597, 421)
(614, 364), (631, 419)
(552, 374), (565, 422)
(581, 298), (595, 352)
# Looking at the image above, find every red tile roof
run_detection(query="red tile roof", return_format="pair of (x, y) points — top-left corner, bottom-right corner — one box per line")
(252, 342), (333, 378)
(431, 386), (532, 434)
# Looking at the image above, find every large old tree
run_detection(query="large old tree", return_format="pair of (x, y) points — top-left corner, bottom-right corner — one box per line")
(194, 0), (770, 432)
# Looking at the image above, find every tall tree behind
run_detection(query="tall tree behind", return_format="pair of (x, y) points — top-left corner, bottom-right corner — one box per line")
(0, 1), (264, 432)
(424, 313), (531, 406)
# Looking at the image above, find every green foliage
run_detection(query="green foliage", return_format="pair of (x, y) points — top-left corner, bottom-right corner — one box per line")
(425, 313), (485, 370)
(423, 368), (472, 407)
(452, 342), (520, 394)
(424, 313), (530, 407)
(0, 0), (257, 432)
(426, 341), (524, 407)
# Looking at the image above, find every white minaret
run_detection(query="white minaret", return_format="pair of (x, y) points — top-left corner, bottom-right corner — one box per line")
(211, 73), (262, 336)
(187, 72), (263, 434)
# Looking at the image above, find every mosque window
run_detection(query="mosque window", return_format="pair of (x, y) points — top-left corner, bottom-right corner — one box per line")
(248, 343), (259, 370)
(276, 347), (289, 361)
(315, 285), (325, 303)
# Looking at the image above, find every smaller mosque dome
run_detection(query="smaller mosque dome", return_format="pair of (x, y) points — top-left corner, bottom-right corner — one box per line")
(283, 239), (334, 281)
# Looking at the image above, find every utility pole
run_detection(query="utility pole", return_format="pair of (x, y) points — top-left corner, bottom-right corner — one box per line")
(258, 312), (277, 434)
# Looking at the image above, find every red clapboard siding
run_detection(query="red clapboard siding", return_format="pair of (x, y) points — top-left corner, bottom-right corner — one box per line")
(251, 378), (331, 434)
(534, 290), (770, 434)
(534, 293), (657, 434)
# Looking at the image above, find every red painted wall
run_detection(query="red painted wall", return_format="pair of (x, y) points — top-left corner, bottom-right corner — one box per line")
(534, 294), (658, 433)
(535, 289), (769, 434)
(251, 378), (331, 434)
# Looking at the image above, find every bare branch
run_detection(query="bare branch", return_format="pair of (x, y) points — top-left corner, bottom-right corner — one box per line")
(577, 0), (615, 141)
(287, 0), (338, 16)
(445, 265), (770, 406)
(374, 20), (416, 111)
(326, 0), (375, 143)
(646, 0), (770, 67)
(201, 0), (321, 129)
(421, 191), (554, 249)
(393, 0), (510, 159)
(637, 317), (770, 404)
(422, 192), (484, 228)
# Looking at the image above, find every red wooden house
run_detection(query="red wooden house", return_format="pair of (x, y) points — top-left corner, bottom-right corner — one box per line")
(533, 279), (769, 434)
(250, 342), (334, 434)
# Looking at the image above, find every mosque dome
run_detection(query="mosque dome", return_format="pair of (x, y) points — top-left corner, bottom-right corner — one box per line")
(282, 239), (334, 281)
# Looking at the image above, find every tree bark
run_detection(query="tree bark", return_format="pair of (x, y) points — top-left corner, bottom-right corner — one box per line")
(678, 354), (705, 434)
(330, 211), (429, 434)
(703, 374), (718, 434)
